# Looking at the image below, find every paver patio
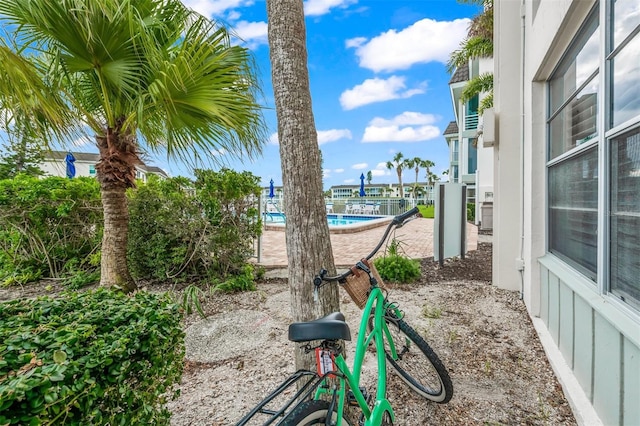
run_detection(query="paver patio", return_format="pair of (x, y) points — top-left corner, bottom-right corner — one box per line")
(254, 218), (478, 268)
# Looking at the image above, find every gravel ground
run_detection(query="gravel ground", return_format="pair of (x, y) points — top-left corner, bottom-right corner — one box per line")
(167, 242), (577, 425)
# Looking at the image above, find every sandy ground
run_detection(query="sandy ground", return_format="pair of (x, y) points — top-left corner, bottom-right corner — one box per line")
(167, 243), (576, 425)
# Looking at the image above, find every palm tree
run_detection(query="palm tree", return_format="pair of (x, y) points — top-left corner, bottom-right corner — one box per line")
(406, 157), (435, 200)
(366, 170), (373, 185)
(267, 0), (339, 372)
(386, 152), (406, 198)
(447, 0), (494, 113)
(0, 0), (266, 292)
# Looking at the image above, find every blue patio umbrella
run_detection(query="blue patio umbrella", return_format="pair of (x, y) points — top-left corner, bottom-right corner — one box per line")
(359, 173), (366, 197)
(269, 179), (275, 199)
(65, 152), (76, 178)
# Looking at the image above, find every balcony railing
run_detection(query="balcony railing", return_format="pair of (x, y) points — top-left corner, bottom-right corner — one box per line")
(465, 113), (479, 131)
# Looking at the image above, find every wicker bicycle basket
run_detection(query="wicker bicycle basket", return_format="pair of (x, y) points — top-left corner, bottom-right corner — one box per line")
(343, 259), (386, 309)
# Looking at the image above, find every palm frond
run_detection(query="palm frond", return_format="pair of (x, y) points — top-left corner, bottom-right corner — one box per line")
(447, 36), (493, 73)
(461, 73), (493, 102)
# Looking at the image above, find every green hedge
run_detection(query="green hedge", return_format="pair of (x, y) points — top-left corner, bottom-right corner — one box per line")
(0, 289), (184, 425)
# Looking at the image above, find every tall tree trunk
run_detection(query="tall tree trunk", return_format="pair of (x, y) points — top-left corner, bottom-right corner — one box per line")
(95, 123), (138, 293)
(100, 186), (136, 292)
(267, 0), (340, 372)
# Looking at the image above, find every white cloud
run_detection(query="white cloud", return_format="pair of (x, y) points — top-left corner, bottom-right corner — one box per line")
(345, 37), (366, 48)
(233, 20), (268, 46)
(352, 163), (368, 170)
(340, 76), (426, 110)
(211, 148), (227, 156)
(362, 112), (441, 143)
(371, 162), (392, 177)
(344, 178), (356, 184)
(268, 132), (279, 145)
(181, 0), (254, 18)
(370, 111), (438, 127)
(304, 0), (357, 16)
(334, 168), (345, 173)
(269, 129), (352, 145)
(347, 18), (470, 72)
(317, 129), (352, 145)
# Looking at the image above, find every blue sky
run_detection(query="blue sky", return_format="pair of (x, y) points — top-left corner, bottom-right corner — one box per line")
(30, 0), (480, 189)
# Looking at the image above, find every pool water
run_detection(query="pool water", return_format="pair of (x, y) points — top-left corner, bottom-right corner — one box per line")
(263, 213), (381, 226)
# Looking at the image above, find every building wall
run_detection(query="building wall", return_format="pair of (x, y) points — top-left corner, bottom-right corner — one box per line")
(41, 159), (95, 178)
(496, 1), (640, 424)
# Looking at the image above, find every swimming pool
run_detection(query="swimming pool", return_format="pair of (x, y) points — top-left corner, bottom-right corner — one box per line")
(262, 213), (392, 234)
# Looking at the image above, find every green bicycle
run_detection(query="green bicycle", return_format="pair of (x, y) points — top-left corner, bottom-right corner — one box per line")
(236, 207), (453, 425)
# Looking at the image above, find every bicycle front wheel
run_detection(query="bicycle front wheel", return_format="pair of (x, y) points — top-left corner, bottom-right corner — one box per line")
(375, 316), (453, 403)
(281, 400), (352, 425)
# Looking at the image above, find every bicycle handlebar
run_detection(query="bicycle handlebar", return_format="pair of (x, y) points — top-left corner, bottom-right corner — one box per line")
(315, 206), (421, 285)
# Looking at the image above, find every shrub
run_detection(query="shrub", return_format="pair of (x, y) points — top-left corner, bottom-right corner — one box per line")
(467, 203), (476, 222)
(374, 239), (421, 283)
(374, 255), (421, 283)
(0, 175), (102, 285)
(127, 169), (262, 282)
(0, 289), (184, 425)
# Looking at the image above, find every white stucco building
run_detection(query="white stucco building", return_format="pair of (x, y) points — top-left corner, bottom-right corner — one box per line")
(42, 151), (168, 181)
(445, 56), (495, 229)
(492, 1), (639, 424)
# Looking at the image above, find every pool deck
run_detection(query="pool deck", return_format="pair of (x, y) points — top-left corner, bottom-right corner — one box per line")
(255, 217), (478, 268)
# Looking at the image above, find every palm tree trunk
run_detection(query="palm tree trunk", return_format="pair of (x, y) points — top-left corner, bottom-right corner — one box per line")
(100, 186), (136, 292)
(95, 124), (138, 293)
(267, 0), (340, 373)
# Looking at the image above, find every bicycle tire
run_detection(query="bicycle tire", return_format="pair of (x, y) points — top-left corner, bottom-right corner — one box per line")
(281, 400), (351, 425)
(369, 315), (453, 403)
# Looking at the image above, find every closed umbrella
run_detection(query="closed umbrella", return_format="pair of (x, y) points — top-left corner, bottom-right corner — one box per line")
(269, 179), (275, 199)
(65, 152), (76, 178)
(359, 173), (366, 197)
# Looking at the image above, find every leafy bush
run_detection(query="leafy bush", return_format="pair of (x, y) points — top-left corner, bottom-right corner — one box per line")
(374, 255), (421, 283)
(0, 175), (103, 285)
(0, 288), (184, 425)
(374, 239), (421, 283)
(213, 264), (258, 293)
(127, 169), (262, 282)
(467, 203), (476, 222)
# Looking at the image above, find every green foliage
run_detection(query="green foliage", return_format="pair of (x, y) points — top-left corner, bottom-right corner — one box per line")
(180, 284), (206, 318)
(0, 175), (102, 285)
(417, 204), (435, 219)
(0, 137), (44, 180)
(0, 288), (185, 425)
(127, 176), (205, 280)
(214, 264), (258, 293)
(467, 203), (476, 222)
(422, 305), (442, 319)
(374, 255), (421, 283)
(374, 240), (421, 283)
(194, 168), (263, 275)
(127, 169), (262, 282)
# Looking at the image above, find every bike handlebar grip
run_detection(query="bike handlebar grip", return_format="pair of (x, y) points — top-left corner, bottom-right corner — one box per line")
(393, 206), (420, 225)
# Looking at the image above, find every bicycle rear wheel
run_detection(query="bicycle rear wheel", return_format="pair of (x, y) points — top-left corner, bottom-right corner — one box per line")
(371, 315), (453, 403)
(281, 400), (351, 425)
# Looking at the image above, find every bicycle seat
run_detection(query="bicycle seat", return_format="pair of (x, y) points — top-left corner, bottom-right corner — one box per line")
(288, 312), (351, 342)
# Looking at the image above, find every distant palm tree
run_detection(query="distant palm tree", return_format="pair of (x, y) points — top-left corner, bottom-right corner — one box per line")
(0, 0), (266, 292)
(447, 0), (494, 113)
(386, 152), (406, 198)
(407, 157), (435, 199)
(366, 170), (373, 185)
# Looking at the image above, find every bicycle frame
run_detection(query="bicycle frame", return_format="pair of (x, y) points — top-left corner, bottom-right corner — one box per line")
(311, 285), (402, 426)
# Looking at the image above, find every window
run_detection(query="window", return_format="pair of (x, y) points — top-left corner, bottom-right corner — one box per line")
(547, 10), (600, 281)
(608, 0), (640, 129)
(610, 126), (640, 309)
(89, 165), (96, 176)
(467, 139), (477, 174)
(547, 3), (640, 309)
